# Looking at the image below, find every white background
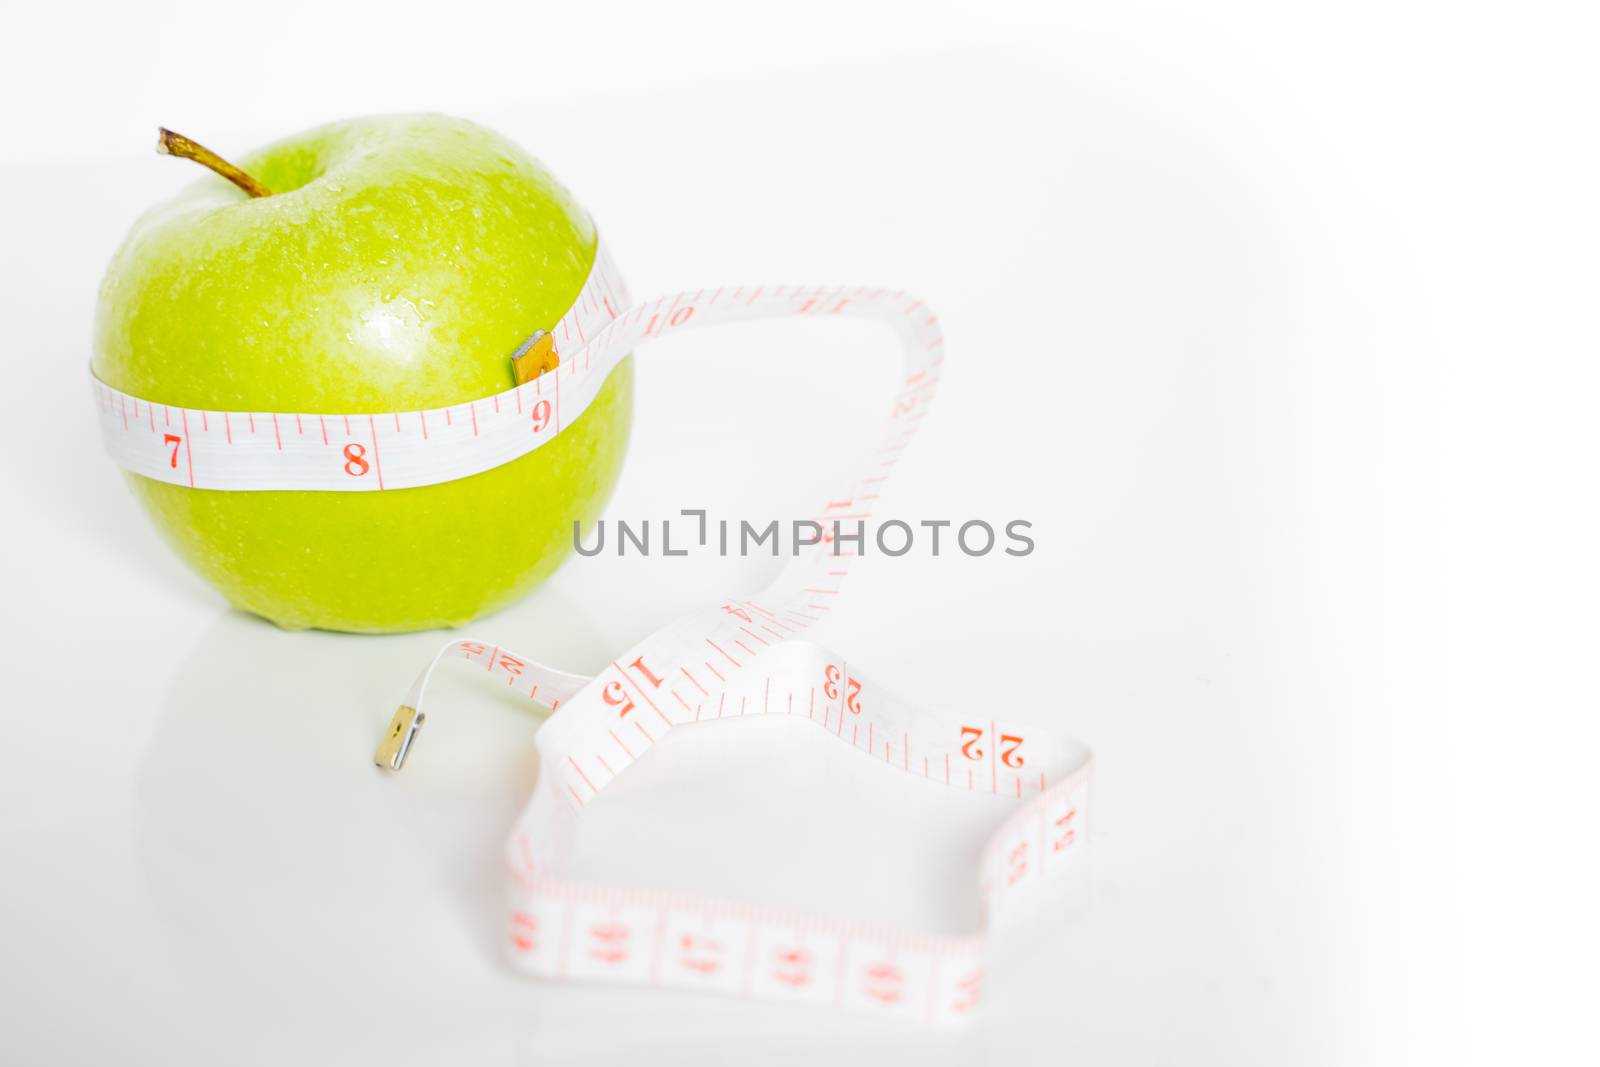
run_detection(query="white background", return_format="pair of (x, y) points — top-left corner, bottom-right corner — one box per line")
(1, 2), (1596, 1063)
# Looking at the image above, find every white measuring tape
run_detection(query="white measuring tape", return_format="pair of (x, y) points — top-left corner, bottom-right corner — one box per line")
(92, 231), (1094, 1023)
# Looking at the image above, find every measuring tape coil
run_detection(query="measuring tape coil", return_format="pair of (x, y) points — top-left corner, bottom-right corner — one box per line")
(93, 230), (1094, 1023)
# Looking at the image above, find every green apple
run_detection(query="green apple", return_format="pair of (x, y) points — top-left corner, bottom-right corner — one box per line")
(93, 115), (632, 633)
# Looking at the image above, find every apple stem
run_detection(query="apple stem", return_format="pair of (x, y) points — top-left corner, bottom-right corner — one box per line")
(156, 128), (272, 198)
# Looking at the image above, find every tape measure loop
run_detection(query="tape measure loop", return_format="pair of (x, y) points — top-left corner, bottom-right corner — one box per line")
(94, 225), (1092, 1021)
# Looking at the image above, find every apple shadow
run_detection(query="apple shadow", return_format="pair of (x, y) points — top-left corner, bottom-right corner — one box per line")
(129, 582), (615, 1033)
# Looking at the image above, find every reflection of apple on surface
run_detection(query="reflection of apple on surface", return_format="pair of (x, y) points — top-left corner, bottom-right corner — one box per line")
(93, 115), (632, 633)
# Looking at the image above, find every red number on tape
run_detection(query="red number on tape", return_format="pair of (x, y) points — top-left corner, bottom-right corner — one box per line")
(1053, 807), (1078, 852)
(342, 443), (370, 477)
(1007, 841), (1029, 886)
(823, 665), (863, 714)
(588, 923), (630, 964)
(629, 655), (664, 689)
(950, 970), (983, 1014)
(510, 912), (538, 952)
(773, 947), (813, 987)
(679, 934), (722, 975)
(602, 680), (635, 719)
(864, 963), (904, 1004)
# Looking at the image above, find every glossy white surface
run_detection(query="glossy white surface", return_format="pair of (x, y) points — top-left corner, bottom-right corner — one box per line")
(2, 4), (1593, 1064)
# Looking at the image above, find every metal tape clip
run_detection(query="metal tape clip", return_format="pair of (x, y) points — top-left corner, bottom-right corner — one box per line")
(510, 330), (559, 386)
(374, 705), (425, 771)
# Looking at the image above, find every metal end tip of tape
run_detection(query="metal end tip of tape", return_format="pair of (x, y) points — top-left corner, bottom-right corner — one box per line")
(510, 329), (560, 386)
(374, 705), (425, 771)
